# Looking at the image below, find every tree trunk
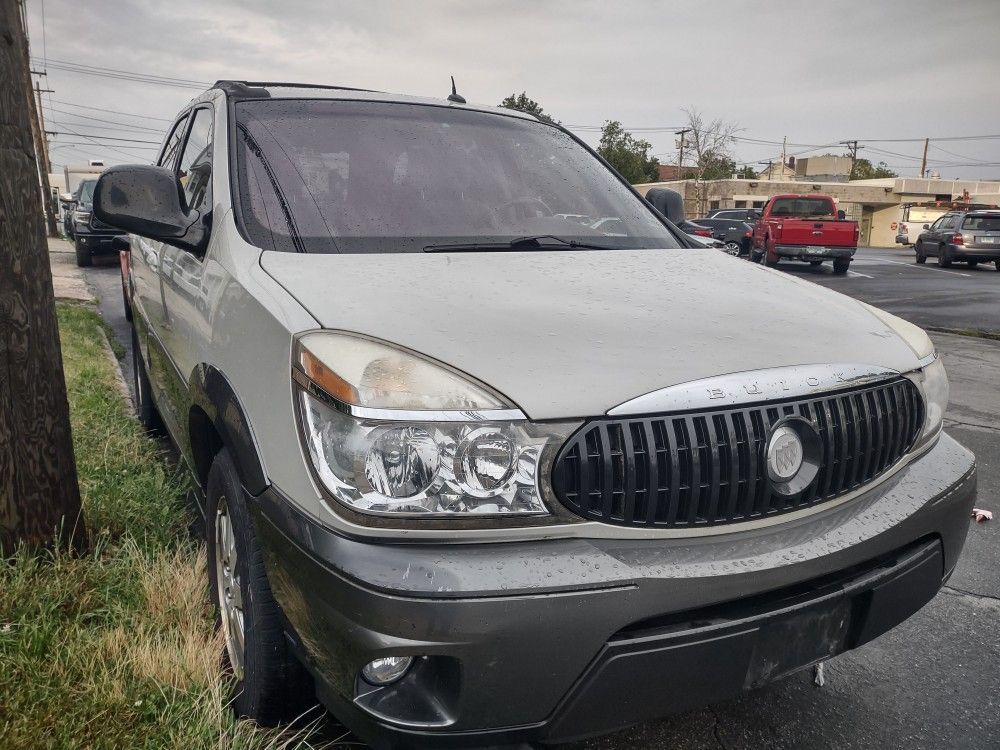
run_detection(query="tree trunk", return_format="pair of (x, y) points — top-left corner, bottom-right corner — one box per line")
(0, 0), (86, 552)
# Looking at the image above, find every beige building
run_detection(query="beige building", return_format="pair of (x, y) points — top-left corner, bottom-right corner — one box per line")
(634, 176), (1000, 247)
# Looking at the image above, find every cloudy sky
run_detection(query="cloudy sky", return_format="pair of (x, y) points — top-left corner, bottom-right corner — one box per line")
(26, 0), (1000, 179)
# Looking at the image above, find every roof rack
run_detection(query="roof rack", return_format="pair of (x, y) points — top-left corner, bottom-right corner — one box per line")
(212, 80), (377, 97)
(900, 200), (1000, 211)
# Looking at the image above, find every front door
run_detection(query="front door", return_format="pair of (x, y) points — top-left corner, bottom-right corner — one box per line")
(159, 105), (216, 426)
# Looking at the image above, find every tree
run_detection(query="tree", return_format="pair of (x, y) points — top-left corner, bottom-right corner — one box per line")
(678, 108), (741, 213)
(1, 0), (86, 552)
(850, 157), (898, 179)
(597, 121), (660, 184)
(499, 92), (558, 124)
(736, 164), (759, 180)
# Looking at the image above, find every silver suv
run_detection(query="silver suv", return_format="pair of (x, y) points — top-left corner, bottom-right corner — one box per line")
(94, 81), (976, 747)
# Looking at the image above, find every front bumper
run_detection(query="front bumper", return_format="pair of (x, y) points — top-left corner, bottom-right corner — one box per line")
(73, 225), (118, 255)
(775, 244), (856, 260)
(252, 433), (975, 748)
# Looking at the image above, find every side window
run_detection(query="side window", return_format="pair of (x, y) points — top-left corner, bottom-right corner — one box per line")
(158, 114), (189, 172)
(929, 217), (944, 230)
(177, 107), (214, 212)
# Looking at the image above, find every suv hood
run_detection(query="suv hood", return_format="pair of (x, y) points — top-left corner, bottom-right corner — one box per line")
(261, 249), (922, 420)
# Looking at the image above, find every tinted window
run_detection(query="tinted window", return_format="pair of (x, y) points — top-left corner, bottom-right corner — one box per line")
(159, 114), (189, 172)
(234, 100), (680, 254)
(177, 107), (214, 212)
(769, 198), (835, 218)
(962, 215), (1000, 231)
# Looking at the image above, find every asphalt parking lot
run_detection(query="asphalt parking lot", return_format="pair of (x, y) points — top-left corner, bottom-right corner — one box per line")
(773, 245), (1000, 334)
(78, 246), (999, 750)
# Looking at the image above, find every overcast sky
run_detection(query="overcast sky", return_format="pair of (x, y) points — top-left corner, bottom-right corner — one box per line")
(27, 0), (1000, 179)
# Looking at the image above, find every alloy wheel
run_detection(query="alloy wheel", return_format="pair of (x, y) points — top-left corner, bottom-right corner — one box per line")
(724, 241), (740, 255)
(215, 497), (245, 678)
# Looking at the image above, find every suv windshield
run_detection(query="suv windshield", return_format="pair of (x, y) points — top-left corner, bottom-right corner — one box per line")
(769, 197), (834, 218)
(234, 100), (681, 253)
(77, 180), (96, 205)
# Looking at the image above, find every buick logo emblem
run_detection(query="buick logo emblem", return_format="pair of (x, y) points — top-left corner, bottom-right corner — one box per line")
(766, 425), (804, 483)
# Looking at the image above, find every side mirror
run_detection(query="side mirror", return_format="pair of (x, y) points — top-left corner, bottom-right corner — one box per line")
(923, 224), (930, 230)
(59, 192), (75, 203)
(837, 209), (846, 220)
(93, 165), (206, 253)
(111, 235), (130, 253)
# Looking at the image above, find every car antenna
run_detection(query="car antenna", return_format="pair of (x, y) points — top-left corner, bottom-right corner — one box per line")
(447, 76), (466, 104)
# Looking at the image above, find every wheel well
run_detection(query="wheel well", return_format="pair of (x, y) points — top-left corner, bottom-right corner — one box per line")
(188, 406), (223, 489)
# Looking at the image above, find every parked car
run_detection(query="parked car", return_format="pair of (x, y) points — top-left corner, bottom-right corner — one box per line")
(69, 178), (121, 267)
(751, 194), (859, 274)
(693, 217), (754, 255)
(913, 210), (1000, 269)
(708, 207), (761, 222)
(685, 233), (725, 249)
(676, 219), (713, 238)
(94, 80), (975, 748)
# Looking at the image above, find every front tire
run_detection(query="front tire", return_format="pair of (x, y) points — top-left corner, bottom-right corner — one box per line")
(74, 239), (92, 267)
(915, 242), (927, 264)
(833, 259), (851, 274)
(206, 449), (313, 725)
(131, 329), (162, 432)
(809, 260), (823, 266)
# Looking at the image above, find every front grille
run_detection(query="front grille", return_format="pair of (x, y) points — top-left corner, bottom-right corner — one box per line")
(551, 379), (923, 528)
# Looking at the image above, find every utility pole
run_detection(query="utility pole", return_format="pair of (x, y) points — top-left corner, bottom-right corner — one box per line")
(33, 77), (54, 175)
(1, 0), (87, 551)
(840, 140), (864, 180)
(13, 1), (58, 236)
(781, 135), (787, 168)
(675, 128), (691, 180)
(919, 138), (929, 179)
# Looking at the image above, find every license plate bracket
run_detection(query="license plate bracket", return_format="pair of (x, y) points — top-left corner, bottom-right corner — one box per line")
(744, 598), (853, 688)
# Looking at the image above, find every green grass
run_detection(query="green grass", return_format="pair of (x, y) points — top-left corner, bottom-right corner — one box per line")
(0, 303), (332, 749)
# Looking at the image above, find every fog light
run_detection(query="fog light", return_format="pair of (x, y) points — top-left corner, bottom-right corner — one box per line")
(361, 656), (413, 685)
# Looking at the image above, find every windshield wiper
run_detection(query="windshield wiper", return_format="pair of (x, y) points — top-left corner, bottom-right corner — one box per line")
(424, 235), (614, 253)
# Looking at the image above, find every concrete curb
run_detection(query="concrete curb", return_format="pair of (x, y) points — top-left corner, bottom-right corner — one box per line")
(97, 322), (134, 410)
(927, 326), (1000, 342)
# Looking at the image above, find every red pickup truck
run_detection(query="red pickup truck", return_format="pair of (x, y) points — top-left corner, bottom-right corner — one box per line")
(751, 194), (859, 274)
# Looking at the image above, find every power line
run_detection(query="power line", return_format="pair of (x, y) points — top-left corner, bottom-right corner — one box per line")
(31, 57), (207, 89)
(47, 96), (173, 122)
(45, 107), (165, 133)
(31, 55), (209, 86)
(48, 130), (161, 144)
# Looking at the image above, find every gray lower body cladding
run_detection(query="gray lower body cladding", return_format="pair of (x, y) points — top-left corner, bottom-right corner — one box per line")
(251, 433), (976, 747)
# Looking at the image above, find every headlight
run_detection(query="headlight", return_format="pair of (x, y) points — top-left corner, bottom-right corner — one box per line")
(862, 302), (947, 445)
(293, 332), (576, 517)
(912, 356), (949, 446)
(73, 210), (91, 224)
